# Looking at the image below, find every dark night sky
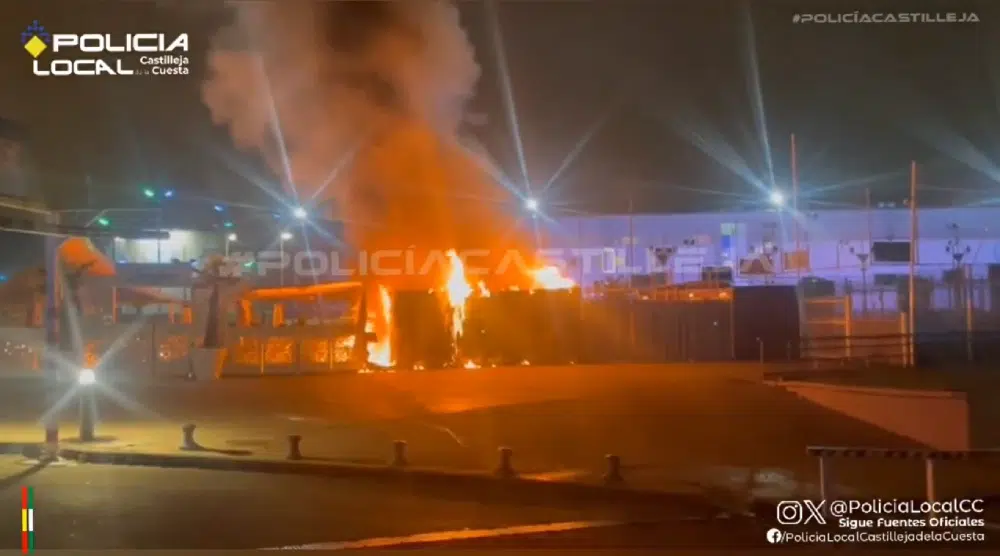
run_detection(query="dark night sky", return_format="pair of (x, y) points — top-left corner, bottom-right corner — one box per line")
(3, 0), (999, 215)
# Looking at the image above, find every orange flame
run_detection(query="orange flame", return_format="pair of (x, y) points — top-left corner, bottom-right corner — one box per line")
(433, 251), (572, 369)
(366, 285), (394, 367)
(530, 265), (575, 290)
(444, 249), (473, 341)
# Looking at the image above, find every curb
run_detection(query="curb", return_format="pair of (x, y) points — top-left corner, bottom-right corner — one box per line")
(2, 441), (729, 515)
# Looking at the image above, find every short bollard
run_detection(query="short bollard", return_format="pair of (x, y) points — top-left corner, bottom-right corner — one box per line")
(391, 440), (407, 468)
(180, 424), (198, 451)
(495, 447), (515, 478)
(79, 388), (96, 442)
(744, 468), (758, 496)
(43, 418), (59, 460)
(603, 454), (624, 484)
(287, 435), (303, 460)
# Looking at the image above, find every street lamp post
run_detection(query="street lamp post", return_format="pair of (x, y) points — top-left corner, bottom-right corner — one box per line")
(43, 213), (61, 453)
(156, 207), (163, 263)
(225, 233), (237, 257)
(4, 198), (178, 452)
(77, 367), (96, 441)
(279, 231), (292, 286)
(525, 198), (541, 253)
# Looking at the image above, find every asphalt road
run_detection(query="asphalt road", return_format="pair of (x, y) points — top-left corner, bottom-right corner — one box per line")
(371, 520), (1000, 550)
(2, 457), (996, 550)
(2, 365), (997, 500)
(0, 455), (757, 550)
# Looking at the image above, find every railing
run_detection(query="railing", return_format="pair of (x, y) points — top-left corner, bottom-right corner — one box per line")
(807, 446), (1000, 510)
(590, 283), (733, 301)
(799, 330), (1000, 368)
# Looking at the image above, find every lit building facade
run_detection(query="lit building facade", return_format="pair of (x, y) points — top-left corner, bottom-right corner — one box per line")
(107, 231), (223, 265)
(546, 207), (1000, 309)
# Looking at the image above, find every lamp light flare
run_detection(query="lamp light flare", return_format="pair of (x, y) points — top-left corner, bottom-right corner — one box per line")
(769, 191), (785, 207)
(77, 368), (96, 386)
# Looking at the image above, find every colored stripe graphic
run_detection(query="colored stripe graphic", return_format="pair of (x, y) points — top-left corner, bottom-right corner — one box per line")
(21, 487), (33, 553)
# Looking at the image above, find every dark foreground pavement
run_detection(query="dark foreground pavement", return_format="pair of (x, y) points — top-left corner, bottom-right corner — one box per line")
(2, 455), (995, 550)
(372, 520), (1000, 550)
(0, 454), (863, 550)
(0, 455), (682, 549)
(2, 365), (997, 501)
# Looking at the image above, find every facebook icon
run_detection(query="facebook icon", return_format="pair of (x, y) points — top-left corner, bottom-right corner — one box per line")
(766, 528), (784, 544)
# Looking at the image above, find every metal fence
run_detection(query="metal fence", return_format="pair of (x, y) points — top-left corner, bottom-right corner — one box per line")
(801, 296), (908, 364)
(800, 288), (1000, 367)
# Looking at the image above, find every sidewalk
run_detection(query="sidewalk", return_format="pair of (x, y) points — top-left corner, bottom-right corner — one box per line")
(0, 420), (411, 466)
(0, 420), (743, 518)
(0, 418), (806, 512)
(0, 419), (609, 477)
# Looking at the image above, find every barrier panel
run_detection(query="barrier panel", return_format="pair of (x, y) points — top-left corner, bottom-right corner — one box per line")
(778, 381), (970, 451)
(393, 290), (451, 369)
(732, 285), (800, 361)
(465, 289), (582, 365)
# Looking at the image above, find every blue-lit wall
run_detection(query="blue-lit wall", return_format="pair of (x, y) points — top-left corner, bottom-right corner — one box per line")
(542, 207), (1000, 288)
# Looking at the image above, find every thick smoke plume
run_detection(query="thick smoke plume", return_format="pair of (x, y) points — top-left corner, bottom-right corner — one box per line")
(202, 0), (529, 289)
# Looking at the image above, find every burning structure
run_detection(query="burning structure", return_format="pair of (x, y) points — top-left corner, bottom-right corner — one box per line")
(202, 1), (576, 369)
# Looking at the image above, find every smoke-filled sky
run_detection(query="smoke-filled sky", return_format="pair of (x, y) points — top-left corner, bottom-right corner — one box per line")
(199, 0), (519, 262)
(3, 0), (1000, 219)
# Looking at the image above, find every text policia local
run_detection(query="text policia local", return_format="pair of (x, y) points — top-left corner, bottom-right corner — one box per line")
(33, 33), (189, 77)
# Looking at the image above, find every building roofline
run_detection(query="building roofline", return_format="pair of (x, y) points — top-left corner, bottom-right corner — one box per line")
(570, 206), (1000, 219)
